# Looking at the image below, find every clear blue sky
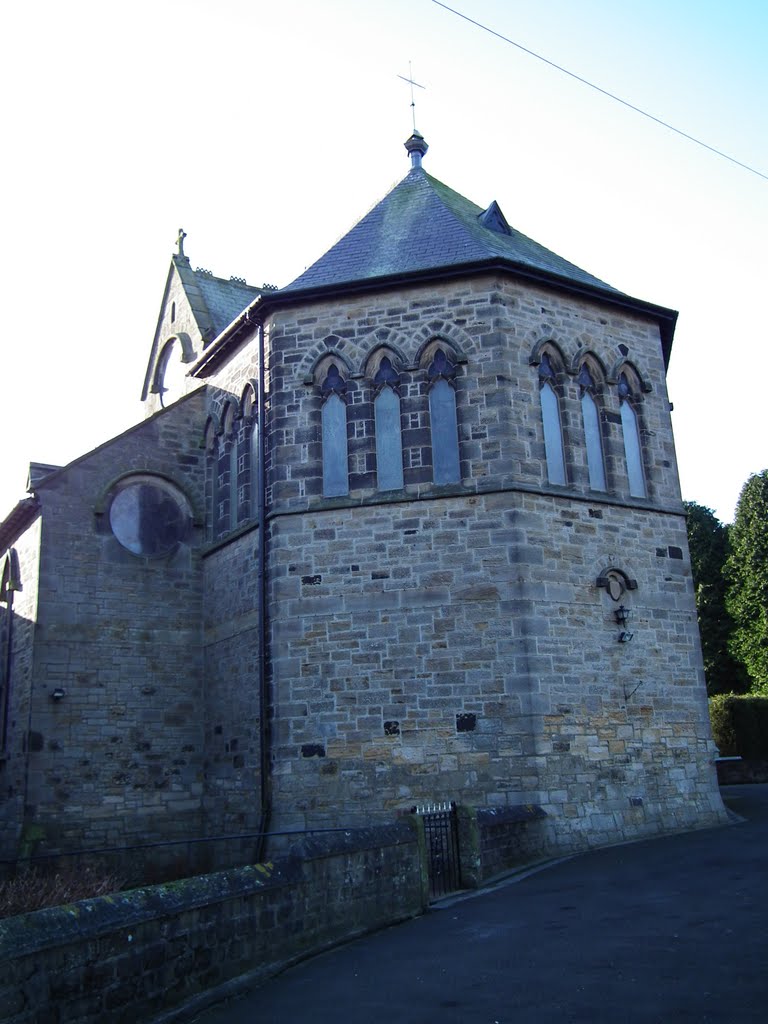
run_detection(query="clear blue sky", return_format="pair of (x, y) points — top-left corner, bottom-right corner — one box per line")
(2, 0), (766, 523)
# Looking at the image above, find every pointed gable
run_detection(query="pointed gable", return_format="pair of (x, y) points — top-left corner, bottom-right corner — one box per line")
(141, 248), (264, 409)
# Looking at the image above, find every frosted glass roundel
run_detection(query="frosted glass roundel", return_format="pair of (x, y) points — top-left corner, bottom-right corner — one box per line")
(109, 478), (189, 556)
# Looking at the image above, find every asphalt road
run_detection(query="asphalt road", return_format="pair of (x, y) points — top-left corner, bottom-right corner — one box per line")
(190, 785), (768, 1024)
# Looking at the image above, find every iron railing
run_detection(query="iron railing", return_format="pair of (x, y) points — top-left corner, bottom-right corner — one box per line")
(413, 801), (462, 899)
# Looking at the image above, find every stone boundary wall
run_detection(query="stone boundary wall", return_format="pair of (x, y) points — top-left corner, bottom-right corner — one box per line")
(0, 824), (425, 1024)
(456, 805), (547, 886)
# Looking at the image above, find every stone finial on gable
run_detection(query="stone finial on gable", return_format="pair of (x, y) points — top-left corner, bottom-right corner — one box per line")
(176, 228), (188, 260)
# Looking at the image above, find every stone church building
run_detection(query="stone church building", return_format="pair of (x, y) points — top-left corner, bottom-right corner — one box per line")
(0, 134), (726, 864)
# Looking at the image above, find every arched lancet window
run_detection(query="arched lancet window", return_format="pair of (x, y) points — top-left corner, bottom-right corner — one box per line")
(618, 372), (646, 498)
(0, 551), (20, 754)
(221, 404), (238, 532)
(427, 349), (460, 485)
(321, 364), (349, 498)
(203, 419), (218, 540)
(577, 364), (607, 492)
(373, 357), (404, 491)
(538, 353), (566, 486)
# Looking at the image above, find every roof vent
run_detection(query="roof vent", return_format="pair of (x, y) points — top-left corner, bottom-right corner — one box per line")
(478, 200), (512, 236)
(404, 131), (428, 169)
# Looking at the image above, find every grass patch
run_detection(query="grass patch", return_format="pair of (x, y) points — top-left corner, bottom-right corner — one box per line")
(0, 865), (125, 919)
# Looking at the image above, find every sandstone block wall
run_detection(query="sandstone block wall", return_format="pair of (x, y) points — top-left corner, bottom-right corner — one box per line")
(22, 391), (208, 852)
(199, 271), (724, 852)
(0, 518), (42, 859)
(202, 528), (263, 836)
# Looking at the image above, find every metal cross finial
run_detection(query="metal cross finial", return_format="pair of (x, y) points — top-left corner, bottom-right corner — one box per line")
(397, 62), (425, 133)
(176, 228), (187, 258)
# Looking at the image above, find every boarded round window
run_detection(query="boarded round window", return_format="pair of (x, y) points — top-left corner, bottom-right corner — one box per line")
(109, 476), (190, 556)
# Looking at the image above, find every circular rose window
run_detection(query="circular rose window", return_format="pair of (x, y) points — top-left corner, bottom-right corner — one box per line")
(109, 476), (190, 556)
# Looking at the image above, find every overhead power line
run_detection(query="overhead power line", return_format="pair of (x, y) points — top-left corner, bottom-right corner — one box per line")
(432, 0), (768, 183)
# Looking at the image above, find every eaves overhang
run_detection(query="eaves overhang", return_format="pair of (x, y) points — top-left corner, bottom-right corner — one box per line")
(0, 497), (41, 554)
(191, 257), (678, 378)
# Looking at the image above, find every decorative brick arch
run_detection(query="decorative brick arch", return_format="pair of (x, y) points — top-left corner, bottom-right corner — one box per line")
(412, 320), (474, 363)
(362, 345), (407, 381)
(416, 335), (467, 371)
(220, 398), (239, 437)
(570, 348), (608, 382)
(528, 334), (571, 371)
(608, 358), (652, 393)
(151, 332), (195, 394)
(93, 470), (203, 525)
(202, 413), (220, 450)
(300, 335), (357, 385)
(307, 350), (355, 388)
(240, 380), (258, 419)
(358, 327), (410, 376)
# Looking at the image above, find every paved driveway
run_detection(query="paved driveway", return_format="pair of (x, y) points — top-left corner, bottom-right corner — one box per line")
(190, 785), (768, 1023)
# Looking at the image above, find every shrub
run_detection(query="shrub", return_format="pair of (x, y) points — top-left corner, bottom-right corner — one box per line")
(0, 865), (124, 919)
(710, 694), (768, 759)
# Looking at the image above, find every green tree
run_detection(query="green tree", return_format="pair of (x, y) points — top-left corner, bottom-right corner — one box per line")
(725, 470), (768, 693)
(685, 501), (748, 695)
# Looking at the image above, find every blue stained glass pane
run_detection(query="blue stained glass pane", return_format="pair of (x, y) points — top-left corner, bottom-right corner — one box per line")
(620, 400), (646, 498)
(430, 379), (460, 484)
(322, 394), (349, 497)
(581, 391), (606, 491)
(541, 382), (566, 485)
(374, 387), (404, 491)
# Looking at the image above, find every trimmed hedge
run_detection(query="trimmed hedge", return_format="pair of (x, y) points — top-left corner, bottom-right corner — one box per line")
(710, 694), (768, 758)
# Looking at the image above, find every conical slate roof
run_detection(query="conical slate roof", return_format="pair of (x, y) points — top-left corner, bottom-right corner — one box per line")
(282, 165), (622, 297)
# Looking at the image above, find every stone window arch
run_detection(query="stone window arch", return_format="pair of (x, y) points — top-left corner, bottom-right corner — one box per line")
(536, 347), (567, 486)
(617, 366), (647, 498)
(372, 355), (404, 492)
(576, 359), (607, 492)
(154, 334), (193, 408)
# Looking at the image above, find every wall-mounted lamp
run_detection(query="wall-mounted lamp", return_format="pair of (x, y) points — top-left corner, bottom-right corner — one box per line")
(50, 688), (66, 701)
(615, 605), (634, 643)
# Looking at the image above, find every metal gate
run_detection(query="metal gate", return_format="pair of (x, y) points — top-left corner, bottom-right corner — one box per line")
(414, 801), (461, 900)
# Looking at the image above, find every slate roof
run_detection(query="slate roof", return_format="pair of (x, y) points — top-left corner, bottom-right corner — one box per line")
(282, 166), (622, 297)
(192, 271), (264, 339)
